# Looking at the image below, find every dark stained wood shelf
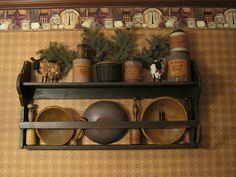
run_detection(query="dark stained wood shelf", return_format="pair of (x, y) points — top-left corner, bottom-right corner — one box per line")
(22, 81), (199, 100)
(20, 120), (195, 129)
(23, 81), (198, 88)
(17, 61), (200, 101)
(17, 60), (201, 150)
(24, 144), (198, 150)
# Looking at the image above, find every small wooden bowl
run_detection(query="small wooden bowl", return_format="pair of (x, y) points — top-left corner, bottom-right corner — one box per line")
(142, 96), (188, 144)
(35, 106), (74, 145)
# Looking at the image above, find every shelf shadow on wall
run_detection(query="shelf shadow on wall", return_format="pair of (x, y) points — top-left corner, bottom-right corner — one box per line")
(198, 62), (228, 150)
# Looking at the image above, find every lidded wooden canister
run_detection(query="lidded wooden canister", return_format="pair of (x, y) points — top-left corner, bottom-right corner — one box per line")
(167, 51), (191, 82)
(73, 58), (91, 82)
(169, 29), (189, 52)
(168, 29), (191, 82)
(124, 59), (142, 82)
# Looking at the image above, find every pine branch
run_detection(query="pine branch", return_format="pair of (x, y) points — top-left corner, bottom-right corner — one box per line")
(36, 41), (77, 76)
(111, 29), (136, 63)
(82, 28), (112, 62)
(140, 35), (169, 69)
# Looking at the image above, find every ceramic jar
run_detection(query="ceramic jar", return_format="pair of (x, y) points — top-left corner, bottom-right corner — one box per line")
(21, 20), (30, 30)
(186, 18), (196, 28)
(42, 23), (50, 30)
(103, 18), (114, 28)
(31, 22), (41, 30)
(114, 21), (124, 28)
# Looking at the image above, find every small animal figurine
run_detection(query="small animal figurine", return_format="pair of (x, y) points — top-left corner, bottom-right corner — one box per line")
(31, 57), (62, 82)
(150, 59), (165, 82)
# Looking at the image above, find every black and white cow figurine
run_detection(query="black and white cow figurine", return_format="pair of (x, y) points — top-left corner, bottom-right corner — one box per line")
(150, 59), (164, 82)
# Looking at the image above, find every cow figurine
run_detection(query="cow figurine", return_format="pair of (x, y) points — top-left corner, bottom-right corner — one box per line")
(150, 59), (165, 82)
(31, 57), (62, 83)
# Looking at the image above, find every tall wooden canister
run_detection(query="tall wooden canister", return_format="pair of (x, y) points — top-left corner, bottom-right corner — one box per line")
(168, 29), (191, 82)
(73, 58), (91, 82)
(169, 29), (188, 51)
(73, 39), (91, 82)
(167, 51), (191, 82)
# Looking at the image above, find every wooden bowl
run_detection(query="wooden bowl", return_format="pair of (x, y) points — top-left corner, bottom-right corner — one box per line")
(35, 106), (74, 145)
(83, 101), (128, 144)
(142, 97), (188, 144)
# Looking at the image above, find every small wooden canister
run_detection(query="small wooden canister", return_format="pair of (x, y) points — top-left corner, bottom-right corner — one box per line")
(169, 29), (189, 52)
(124, 60), (142, 82)
(73, 58), (91, 82)
(167, 51), (191, 82)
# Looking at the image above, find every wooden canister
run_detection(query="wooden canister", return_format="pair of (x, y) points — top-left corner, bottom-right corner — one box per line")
(167, 51), (191, 82)
(124, 60), (142, 82)
(73, 58), (91, 82)
(169, 29), (189, 51)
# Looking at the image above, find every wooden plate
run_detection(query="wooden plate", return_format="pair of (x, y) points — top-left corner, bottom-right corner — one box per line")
(224, 9), (236, 28)
(35, 106), (74, 145)
(141, 96), (188, 144)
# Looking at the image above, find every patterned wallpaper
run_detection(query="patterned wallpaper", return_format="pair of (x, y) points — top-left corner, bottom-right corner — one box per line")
(0, 7), (236, 31)
(0, 29), (235, 177)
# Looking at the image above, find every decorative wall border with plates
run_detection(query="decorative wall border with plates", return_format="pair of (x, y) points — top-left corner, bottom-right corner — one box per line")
(0, 7), (236, 31)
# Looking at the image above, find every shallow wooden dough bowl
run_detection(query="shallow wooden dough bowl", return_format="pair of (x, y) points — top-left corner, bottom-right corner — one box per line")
(142, 96), (188, 144)
(83, 101), (128, 144)
(35, 106), (74, 145)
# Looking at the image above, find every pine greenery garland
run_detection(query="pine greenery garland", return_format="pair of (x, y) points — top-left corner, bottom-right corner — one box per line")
(140, 35), (169, 69)
(82, 28), (112, 63)
(37, 41), (77, 76)
(111, 29), (136, 63)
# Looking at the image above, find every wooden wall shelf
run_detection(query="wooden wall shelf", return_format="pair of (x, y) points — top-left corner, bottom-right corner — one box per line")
(17, 61), (200, 103)
(17, 60), (201, 150)
(20, 120), (195, 129)
(0, 0), (235, 9)
(22, 81), (198, 100)
(24, 144), (199, 150)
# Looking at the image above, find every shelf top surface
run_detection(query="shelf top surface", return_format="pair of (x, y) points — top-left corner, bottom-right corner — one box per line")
(23, 81), (198, 88)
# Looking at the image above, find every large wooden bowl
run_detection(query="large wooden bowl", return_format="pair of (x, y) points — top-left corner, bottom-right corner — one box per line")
(35, 106), (74, 145)
(83, 101), (128, 144)
(142, 97), (188, 144)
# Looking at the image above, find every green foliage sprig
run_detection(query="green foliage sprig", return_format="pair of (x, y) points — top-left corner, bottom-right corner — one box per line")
(82, 28), (112, 63)
(37, 41), (77, 76)
(111, 29), (136, 63)
(140, 35), (169, 69)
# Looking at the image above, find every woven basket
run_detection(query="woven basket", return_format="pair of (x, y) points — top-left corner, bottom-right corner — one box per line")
(96, 61), (122, 82)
